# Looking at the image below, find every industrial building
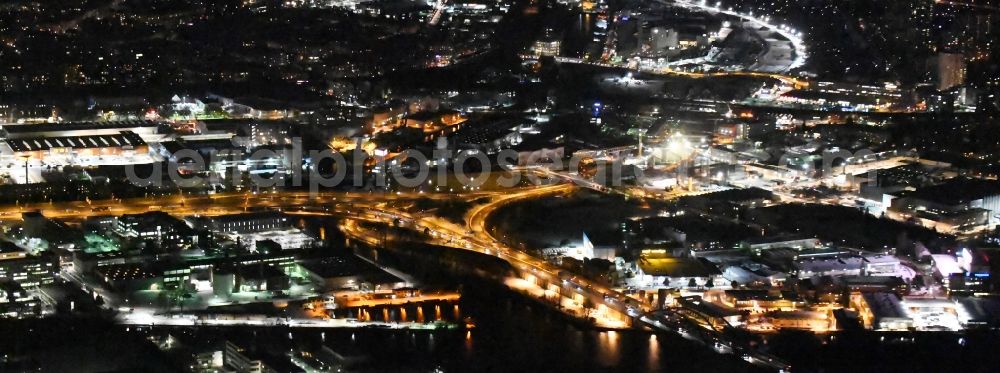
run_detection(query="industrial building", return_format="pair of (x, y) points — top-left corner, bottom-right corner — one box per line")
(0, 131), (148, 160)
(887, 178), (1000, 233)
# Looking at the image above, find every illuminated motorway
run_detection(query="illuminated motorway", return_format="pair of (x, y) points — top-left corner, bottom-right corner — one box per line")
(1, 181), (789, 370)
(337, 183), (790, 370)
(338, 183), (641, 328)
(0, 189), (504, 222)
(0, 182), (644, 328)
(428, 0), (447, 25)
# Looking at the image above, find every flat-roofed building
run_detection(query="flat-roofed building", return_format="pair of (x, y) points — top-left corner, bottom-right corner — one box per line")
(862, 254), (902, 276)
(888, 178), (1000, 233)
(793, 256), (864, 278)
(850, 292), (913, 330)
(116, 211), (198, 249)
(94, 263), (160, 292)
(676, 295), (743, 328)
(0, 131), (148, 160)
(760, 310), (833, 331)
(719, 289), (805, 313)
(0, 120), (159, 139)
(636, 252), (722, 289)
(301, 255), (407, 291)
(224, 341), (276, 373)
(837, 276), (908, 295)
(0, 242), (57, 288)
(745, 235), (822, 253)
(188, 212), (292, 234)
(0, 281), (41, 318)
(720, 263), (788, 287)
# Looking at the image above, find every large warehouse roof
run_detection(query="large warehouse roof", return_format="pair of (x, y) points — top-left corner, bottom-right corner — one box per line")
(0, 119), (158, 134)
(4, 131), (146, 152)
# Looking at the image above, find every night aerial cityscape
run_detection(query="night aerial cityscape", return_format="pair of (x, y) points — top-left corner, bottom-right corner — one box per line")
(2, 0), (1000, 372)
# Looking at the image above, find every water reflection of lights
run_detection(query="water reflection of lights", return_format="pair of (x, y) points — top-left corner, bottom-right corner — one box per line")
(598, 331), (622, 365)
(648, 334), (661, 370)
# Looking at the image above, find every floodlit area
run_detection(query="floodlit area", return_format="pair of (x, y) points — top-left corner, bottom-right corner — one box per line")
(901, 299), (972, 331)
(229, 228), (316, 253)
(505, 277), (629, 329)
(0, 153), (159, 184)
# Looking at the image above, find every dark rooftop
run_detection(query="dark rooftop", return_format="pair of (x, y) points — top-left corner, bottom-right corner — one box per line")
(0, 120), (158, 134)
(676, 296), (742, 318)
(403, 109), (461, 122)
(4, 131), (146, 152)
(0, 241), (23, 255)
(895, 178), (1000, 206)
(699, 187), (774, 203)
(301, 255), (404, 285)
(638, 255), (721, 277)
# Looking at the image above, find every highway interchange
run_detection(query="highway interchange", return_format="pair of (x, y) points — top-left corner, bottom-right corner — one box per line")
(0, 172), (791, 370)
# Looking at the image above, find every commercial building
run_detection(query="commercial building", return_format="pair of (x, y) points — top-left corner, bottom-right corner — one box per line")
(887, 178), (1000, 233)
(647, 27), (679, 50)
(696, 187), (775, 208)
(956, 296), (1000, 327)
(851, 292), (910, 330)
(675, 295), (743, 329)
(21, 211), (84, 250)
(792, 256), (864, 278)
(947, 272), (991, 296)
(0, 281), (40, 318)
(301, 255), (407, 291)
(719, 289), (805, 313)
(0, 242), (57, 287)
(238, 229), (315, 253)
(0, 120), (159, 139)
(759, 310), (833, 332)
(231, 265), (290, 293)
(862, 254), (903, 275)
(744, 236), (822, 253)
(848, 292), (969, 331)
(72, 250), (137, 274)
(0, 131), (148, 160)
(116, 211), (199, 249)
(901, 298), (970, 331)
(937, 52), (967, 91)
(837, 276), (908, 295)
(91, 250), (299, 295)
(196, 119), (296, 148)
(94, 263), (161, 292)
(720, 262), (787, 287)
(532, 39), (561, 57)
(855, 162), (956, 213)
(224, 341), (276, 373)
(532, 29), (561, 56)
(777, 81), (905, 111)
(636, 251), (722, 288)
(199, 252), (298, 297)
(549, 232), (617, 261)
(93, 260), (191, 292)
(400, 109), (466, 138)
(0, 241), (27, 262)
(188, 212), (293, 234)
(450, 118), (524, 153)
